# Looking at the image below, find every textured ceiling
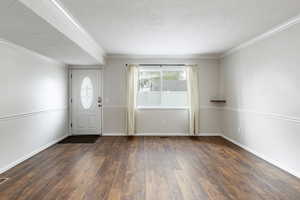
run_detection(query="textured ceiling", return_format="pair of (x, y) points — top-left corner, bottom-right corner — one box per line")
(0, 0), (98, 65)
(1, 0), (300, 63)
(59, 0), (300, 56)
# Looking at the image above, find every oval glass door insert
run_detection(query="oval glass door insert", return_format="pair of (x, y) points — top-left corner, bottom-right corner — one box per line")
(81, 77), (94, 109)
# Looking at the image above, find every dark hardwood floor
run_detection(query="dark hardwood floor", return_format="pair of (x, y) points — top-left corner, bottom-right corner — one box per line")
(0, 136), (300, 200)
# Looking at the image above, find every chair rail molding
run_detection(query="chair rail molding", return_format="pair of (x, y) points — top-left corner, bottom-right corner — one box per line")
(0, 107), (68, 121)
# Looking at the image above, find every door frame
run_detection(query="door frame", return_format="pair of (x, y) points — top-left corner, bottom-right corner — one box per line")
(68, 67), (104, 136)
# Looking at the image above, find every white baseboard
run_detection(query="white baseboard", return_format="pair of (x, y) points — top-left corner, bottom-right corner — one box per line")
(0, 134), (69, 175)
(136, 133), (188, 136)
(102, 133), (221, 136)
(221, 134), (300, 179)
(196, 133), (221, 136)
(102, 133), (126, 136)
(2, 132), (298, 179)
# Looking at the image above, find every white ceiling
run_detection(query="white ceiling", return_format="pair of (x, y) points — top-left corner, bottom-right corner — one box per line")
(0, 0), (99, 65)
(1, 0), (300, 64)
(59, 0), (300, 56)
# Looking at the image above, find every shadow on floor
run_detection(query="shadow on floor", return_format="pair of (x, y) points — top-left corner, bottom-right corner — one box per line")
(59, 135), (100, 144)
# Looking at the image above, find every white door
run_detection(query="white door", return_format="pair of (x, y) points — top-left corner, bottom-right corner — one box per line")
(71, 69), (102, 135)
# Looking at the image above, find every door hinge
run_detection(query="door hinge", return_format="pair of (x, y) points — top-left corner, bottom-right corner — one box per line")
(70, 74), (72, 79)
(70, 123), (72, 128)
(70, 98), (72, 103)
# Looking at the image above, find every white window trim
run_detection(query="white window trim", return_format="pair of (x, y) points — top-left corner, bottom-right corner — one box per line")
(136, 106), (189, 110)
(137, 66), (188, 109)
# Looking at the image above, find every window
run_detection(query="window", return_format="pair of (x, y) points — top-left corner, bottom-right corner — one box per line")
(137, 66), (188, 108)
(81, 77), (93, 109)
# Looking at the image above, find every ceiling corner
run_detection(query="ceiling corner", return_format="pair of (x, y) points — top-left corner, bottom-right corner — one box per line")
(18, 0), (106, 64)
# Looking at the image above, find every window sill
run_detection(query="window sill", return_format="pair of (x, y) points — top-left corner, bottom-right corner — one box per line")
(136, 107), (189, 110)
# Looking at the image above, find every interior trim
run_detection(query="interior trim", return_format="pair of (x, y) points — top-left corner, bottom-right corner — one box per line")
(221, 134), (300, 178)
(0, 107), (68, 121)
(18, 0), (105, 63)
(223, 107), (300, 123)
(0, 134), (68, 175)
(105, 53), (220, 60)
(0, 38), (63, 65)
(103, 105), (222, 109)
(222, 14), (300, 58)
(68, 65), (104, 69)
(136, 107), (189, 110)
(49, 0), (88, 39)
(102, 133), (221, 136)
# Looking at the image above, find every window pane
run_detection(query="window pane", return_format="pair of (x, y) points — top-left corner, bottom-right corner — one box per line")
(161, 92), (188, 107)
(139, 71), (161, 92)
(138, 92), (161, 107)
(162, 71), (187, 91)
(81, 77), (93, 109)
(137, 68), (188, 108)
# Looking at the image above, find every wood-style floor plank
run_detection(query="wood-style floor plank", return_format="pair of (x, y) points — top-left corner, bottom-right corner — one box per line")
(0, 136), (300, 200)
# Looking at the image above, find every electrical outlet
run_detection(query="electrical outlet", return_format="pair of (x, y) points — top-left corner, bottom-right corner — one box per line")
(238, 127), (241, 133)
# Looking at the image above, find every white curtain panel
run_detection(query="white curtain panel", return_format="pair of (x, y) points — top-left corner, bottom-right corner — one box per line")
(126, 64), (138, 135)
(186, 65), (200, 136)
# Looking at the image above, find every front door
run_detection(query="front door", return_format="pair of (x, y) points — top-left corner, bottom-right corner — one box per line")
(71, 69), (102, 135)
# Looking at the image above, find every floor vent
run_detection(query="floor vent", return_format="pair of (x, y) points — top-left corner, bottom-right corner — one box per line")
(160, 136), (169, 138)
(0, 178), (9, 185)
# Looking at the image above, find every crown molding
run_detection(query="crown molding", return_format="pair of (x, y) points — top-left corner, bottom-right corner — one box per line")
(0, 38), (64, 65)
(68, 64), (104, 69)
(107, 14), (300, 60)
(221, 14), (300, 58)
(105, 53), (220, 60)
(19, 0), (106, 64)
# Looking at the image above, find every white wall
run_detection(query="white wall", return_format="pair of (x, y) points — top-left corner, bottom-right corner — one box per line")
(0, 40), (68, 173)
(220, 23), (300, 177)
(103, 57), (222, 135)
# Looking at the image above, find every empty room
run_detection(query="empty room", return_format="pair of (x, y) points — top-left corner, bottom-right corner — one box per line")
(1, 0), (300, 199)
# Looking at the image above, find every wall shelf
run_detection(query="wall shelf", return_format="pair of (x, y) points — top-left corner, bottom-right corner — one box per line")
(210, 100), (226, 103)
